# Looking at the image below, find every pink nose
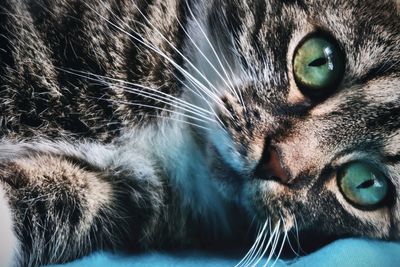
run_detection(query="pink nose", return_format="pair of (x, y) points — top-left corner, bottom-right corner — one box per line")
(260, 147), (291, 184)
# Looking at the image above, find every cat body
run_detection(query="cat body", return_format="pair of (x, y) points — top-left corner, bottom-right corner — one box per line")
(0, 0), (399, 266)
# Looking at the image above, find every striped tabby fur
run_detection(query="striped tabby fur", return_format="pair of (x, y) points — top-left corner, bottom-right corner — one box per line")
(0, 0), (399, 266)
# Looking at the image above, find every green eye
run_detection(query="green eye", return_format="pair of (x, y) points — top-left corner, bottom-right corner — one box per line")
(293, 34), (345, 98)
(338, 162), (389, 208)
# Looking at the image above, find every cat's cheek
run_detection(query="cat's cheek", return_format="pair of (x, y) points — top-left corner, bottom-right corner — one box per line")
(241, 180), (289, 218)
(0, 187), (20, 267)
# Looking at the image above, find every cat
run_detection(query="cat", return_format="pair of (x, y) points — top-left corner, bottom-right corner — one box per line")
(0, 0), (399, 266)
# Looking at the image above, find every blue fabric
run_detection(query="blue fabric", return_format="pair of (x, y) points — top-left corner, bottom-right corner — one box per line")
(49, 239), (400, 267)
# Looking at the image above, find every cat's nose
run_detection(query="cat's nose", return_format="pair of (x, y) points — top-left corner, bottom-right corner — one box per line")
(255, 146), (291, 184)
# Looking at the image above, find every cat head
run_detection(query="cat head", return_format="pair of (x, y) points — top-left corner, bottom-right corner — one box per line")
(185, 0), (400, 240)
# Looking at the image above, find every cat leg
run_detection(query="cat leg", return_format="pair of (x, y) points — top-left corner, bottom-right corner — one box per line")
(0, 152), (165, 267)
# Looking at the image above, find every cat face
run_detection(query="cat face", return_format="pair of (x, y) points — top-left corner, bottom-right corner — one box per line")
(190, 0), (400, 240)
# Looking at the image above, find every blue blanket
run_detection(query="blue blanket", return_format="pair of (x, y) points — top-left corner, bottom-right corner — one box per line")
(49, 239), (400, 267)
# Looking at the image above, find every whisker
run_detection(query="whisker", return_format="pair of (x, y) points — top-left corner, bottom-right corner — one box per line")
(129, 1), (223, 96)
(251, 220), (281, 267)
(184, 1), (245, 107)
(183, 76), (230, 132)
(145, 114), (212, 131)
(59, 66), (228, 132)
(175, 11), (240, 102)
(95, 72), (214, 116)
(94, 97), (214, 127)
(293, 215), (304, 255)
(285, 232), (300, 257)
(236, 218), (269, 267)
(95, 2), (225, 107)
(284, 215), (300, 257)
(56, 67), (223, 134)
(263, 221), (281, 267)
(101, 1), (235, 125)
(114, 84), (217, 123)
(269, 216), (289, 267)
(236, 224), (263, 267)
(245, 221), (270, 267)
(271, 231), (287, 267)
(58, 68), (217, 124)
(83, 3), (224, 109)
(171, 72), (207, 100)
(131, 0), (246, 117)
(251, 220), (279, 267)
(163, 72), (228, 131)
(81, 2), (239, 135)
(218, 49), (248, 118)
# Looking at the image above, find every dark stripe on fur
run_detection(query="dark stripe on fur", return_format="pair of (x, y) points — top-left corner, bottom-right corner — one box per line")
(123, 0), (186, 123)
(359, 62), (400, 84)
(386, 154), (400, 164)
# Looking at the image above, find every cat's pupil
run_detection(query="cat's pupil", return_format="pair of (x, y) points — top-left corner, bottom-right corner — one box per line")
(308, 57), (327, 67)
(356, 179), (375, 189)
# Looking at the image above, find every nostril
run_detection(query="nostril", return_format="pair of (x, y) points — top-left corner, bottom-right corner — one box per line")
(254, 145), (291, 184)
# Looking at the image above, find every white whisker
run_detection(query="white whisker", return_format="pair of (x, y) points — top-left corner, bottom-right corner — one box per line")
(270, 231), (287, 267)
(171, 72), (228, 131)
(95, 2), (225, 108)
(263, 222), (281, 267)
(114, 84), (217, 122)
(83, 3), (224, 110)
(245, 222), (270, 267)
(218, 48), (248, 120)
(285, 217), (300, 258)
(236, 218), (269, 267)
(58, 68), (217, 123)
(293, 215), (303, 255)
(251, 220), (281, 267)
(96, 98), (214, 127)
(175, 12), (241, 102)
(249, 220), (271, 266)
(145, 114), (212, 131)
(96, 73), (214, 116)
(184, 1), (245, 108)
(129, 0), (225, 97)
(269, 217), (289, 267)
(105, 1), (235, 125)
